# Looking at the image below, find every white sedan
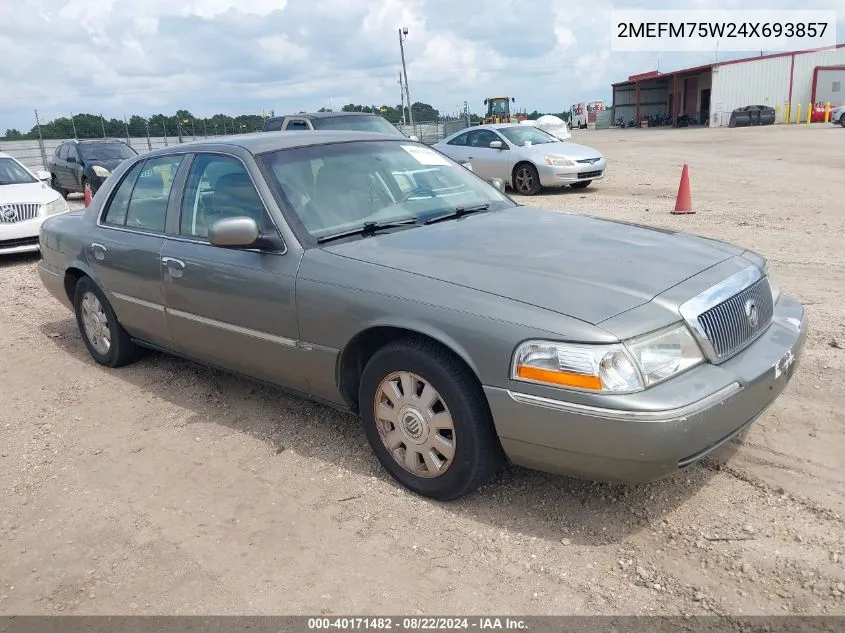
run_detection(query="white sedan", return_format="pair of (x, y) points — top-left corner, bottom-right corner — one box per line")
(0, 152), (71, 255)
(434, 124), (606, 196)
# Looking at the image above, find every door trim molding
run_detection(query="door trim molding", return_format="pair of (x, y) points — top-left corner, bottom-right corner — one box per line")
(166, 307), (299, 348)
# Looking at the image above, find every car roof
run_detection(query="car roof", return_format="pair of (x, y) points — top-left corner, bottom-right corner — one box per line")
(140, 130), (410, 157)
(69, 138), (129, 144)
(268, 111), (383, 121)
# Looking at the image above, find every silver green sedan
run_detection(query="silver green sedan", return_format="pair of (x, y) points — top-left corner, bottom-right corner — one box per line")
(37, 131), (807, 500)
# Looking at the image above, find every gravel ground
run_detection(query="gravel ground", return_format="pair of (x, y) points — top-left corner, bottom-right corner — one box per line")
(1, 124), (843, 616)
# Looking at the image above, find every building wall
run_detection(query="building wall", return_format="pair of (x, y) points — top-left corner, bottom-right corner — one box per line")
(815, 68), (845, 105)
(792, 48), (845, 106)
(710, 47), (845, 126)
(710, 55), (792, 126)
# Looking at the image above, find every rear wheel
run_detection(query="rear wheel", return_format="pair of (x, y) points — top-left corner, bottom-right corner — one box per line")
(512, 163), (541, 196)
(359, 338), (504, 500)
(570, 180), (592, 189)
(73, 276), (141, 368)
(839, 114), (845, 128)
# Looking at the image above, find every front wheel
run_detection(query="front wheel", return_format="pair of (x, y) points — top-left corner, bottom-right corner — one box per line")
(359, 338), (504, 500)
(570, 180), (592, 189)
(512, 163), (541, 196)
(839, 114), (845, 128)
(73, 276), (142, 368)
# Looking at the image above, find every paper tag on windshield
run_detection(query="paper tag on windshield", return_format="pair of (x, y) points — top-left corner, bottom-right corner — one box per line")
(401, 145), (452, 166)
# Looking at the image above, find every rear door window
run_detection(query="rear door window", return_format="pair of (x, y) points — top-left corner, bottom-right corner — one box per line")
(122, 155), (183, 233)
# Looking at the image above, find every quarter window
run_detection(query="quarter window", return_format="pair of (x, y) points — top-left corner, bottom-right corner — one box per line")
(180, 154), (269, 239)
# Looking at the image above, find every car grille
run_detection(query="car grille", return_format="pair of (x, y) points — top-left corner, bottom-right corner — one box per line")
(696, 277), (774, 359)
(577, 170), (602, 179)
(0, 203), (40, 224)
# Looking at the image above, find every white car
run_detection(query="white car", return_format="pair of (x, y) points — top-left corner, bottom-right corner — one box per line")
(0, 152), (71, 255)
(434, 124), (606, 195)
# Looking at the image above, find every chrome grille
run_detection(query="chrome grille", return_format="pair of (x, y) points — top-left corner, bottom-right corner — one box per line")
(0, 203), (40, 224)
(696, 277), (773, 360)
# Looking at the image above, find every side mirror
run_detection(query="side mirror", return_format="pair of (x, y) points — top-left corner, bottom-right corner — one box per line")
(409, 135), (419, 142)
(208, 216), (260, 247)
(489, 140), (504, 150)
(35, 170), (51, 182)
(208, 216), (285, 251)
(487, 178), (505, 192)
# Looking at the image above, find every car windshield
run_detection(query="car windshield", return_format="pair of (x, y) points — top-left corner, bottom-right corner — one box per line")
(0, 157), (37, 185)
(312, 115), (403, 136)
(79, 142), (137, 162)
(260, 140), (515, 240)
(497, 126), (559, 146)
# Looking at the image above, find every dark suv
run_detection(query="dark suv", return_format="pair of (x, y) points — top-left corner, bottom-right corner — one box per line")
(262, 112), (417, 140)
(48, 138), (138, 198)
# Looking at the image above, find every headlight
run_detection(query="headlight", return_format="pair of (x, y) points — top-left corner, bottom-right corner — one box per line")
(544, 155), (575, 167)
(765, 267), (780, 304)
(625, 324), (705, 387)
(512, 340), (642, 393)
(511, 324), (705, 393)
(41, 197), (70, 215)
(92, 165), (110, 177)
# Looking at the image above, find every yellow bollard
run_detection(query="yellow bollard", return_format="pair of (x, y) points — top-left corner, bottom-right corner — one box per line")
(807, 103), (812, 124)
(785, 103), (791, 123)
(796, 103), (802, 123)
(825, 102), (831, 123)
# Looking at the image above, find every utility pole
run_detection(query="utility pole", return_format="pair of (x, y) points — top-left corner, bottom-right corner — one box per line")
(70, 112), (78, 139)
(399, 27), (414, 129)
(399, 71), (406, 125)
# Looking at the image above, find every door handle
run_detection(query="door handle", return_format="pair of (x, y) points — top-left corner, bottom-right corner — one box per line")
(161, 256), (185, 279)
(91, 243), (106, 261)
(161, 257), (185, 269)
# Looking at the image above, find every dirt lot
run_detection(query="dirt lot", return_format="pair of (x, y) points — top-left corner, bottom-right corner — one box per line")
(1, 124), (844, 616)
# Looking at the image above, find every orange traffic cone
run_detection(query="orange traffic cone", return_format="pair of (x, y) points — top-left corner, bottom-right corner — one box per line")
(671, 164), (694, 214)
(83, 186), (92, 207)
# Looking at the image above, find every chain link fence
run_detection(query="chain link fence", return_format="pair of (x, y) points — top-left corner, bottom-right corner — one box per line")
(1, 109), (474, 172)
(0, 111), (267, 172)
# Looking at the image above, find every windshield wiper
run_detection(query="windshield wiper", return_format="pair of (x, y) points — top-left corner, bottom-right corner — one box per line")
(316, 218), (419, 244)
(423, 203), (490, 225)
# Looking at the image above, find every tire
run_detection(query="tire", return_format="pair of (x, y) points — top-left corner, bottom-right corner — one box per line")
(359, 337), (504, 500)
(51, 174), (68, 199)
(73, 276), (142, 368)
(512, 163), (542, 196)
(839, 114), (845, 128)
(570, 180), (592, 189)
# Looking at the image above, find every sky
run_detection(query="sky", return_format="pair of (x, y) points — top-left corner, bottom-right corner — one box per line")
(1, 0), (844, 132)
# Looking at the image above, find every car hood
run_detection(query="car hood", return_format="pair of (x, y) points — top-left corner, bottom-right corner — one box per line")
(517, 140), (603, 161)
(0, 181), (62, 205)
(322, 206), (745, 325)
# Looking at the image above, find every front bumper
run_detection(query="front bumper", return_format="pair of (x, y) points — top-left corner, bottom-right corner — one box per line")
(484, 293), (808, 483)
(0, 216), (46, 254)
(537, 159), (607, 187)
